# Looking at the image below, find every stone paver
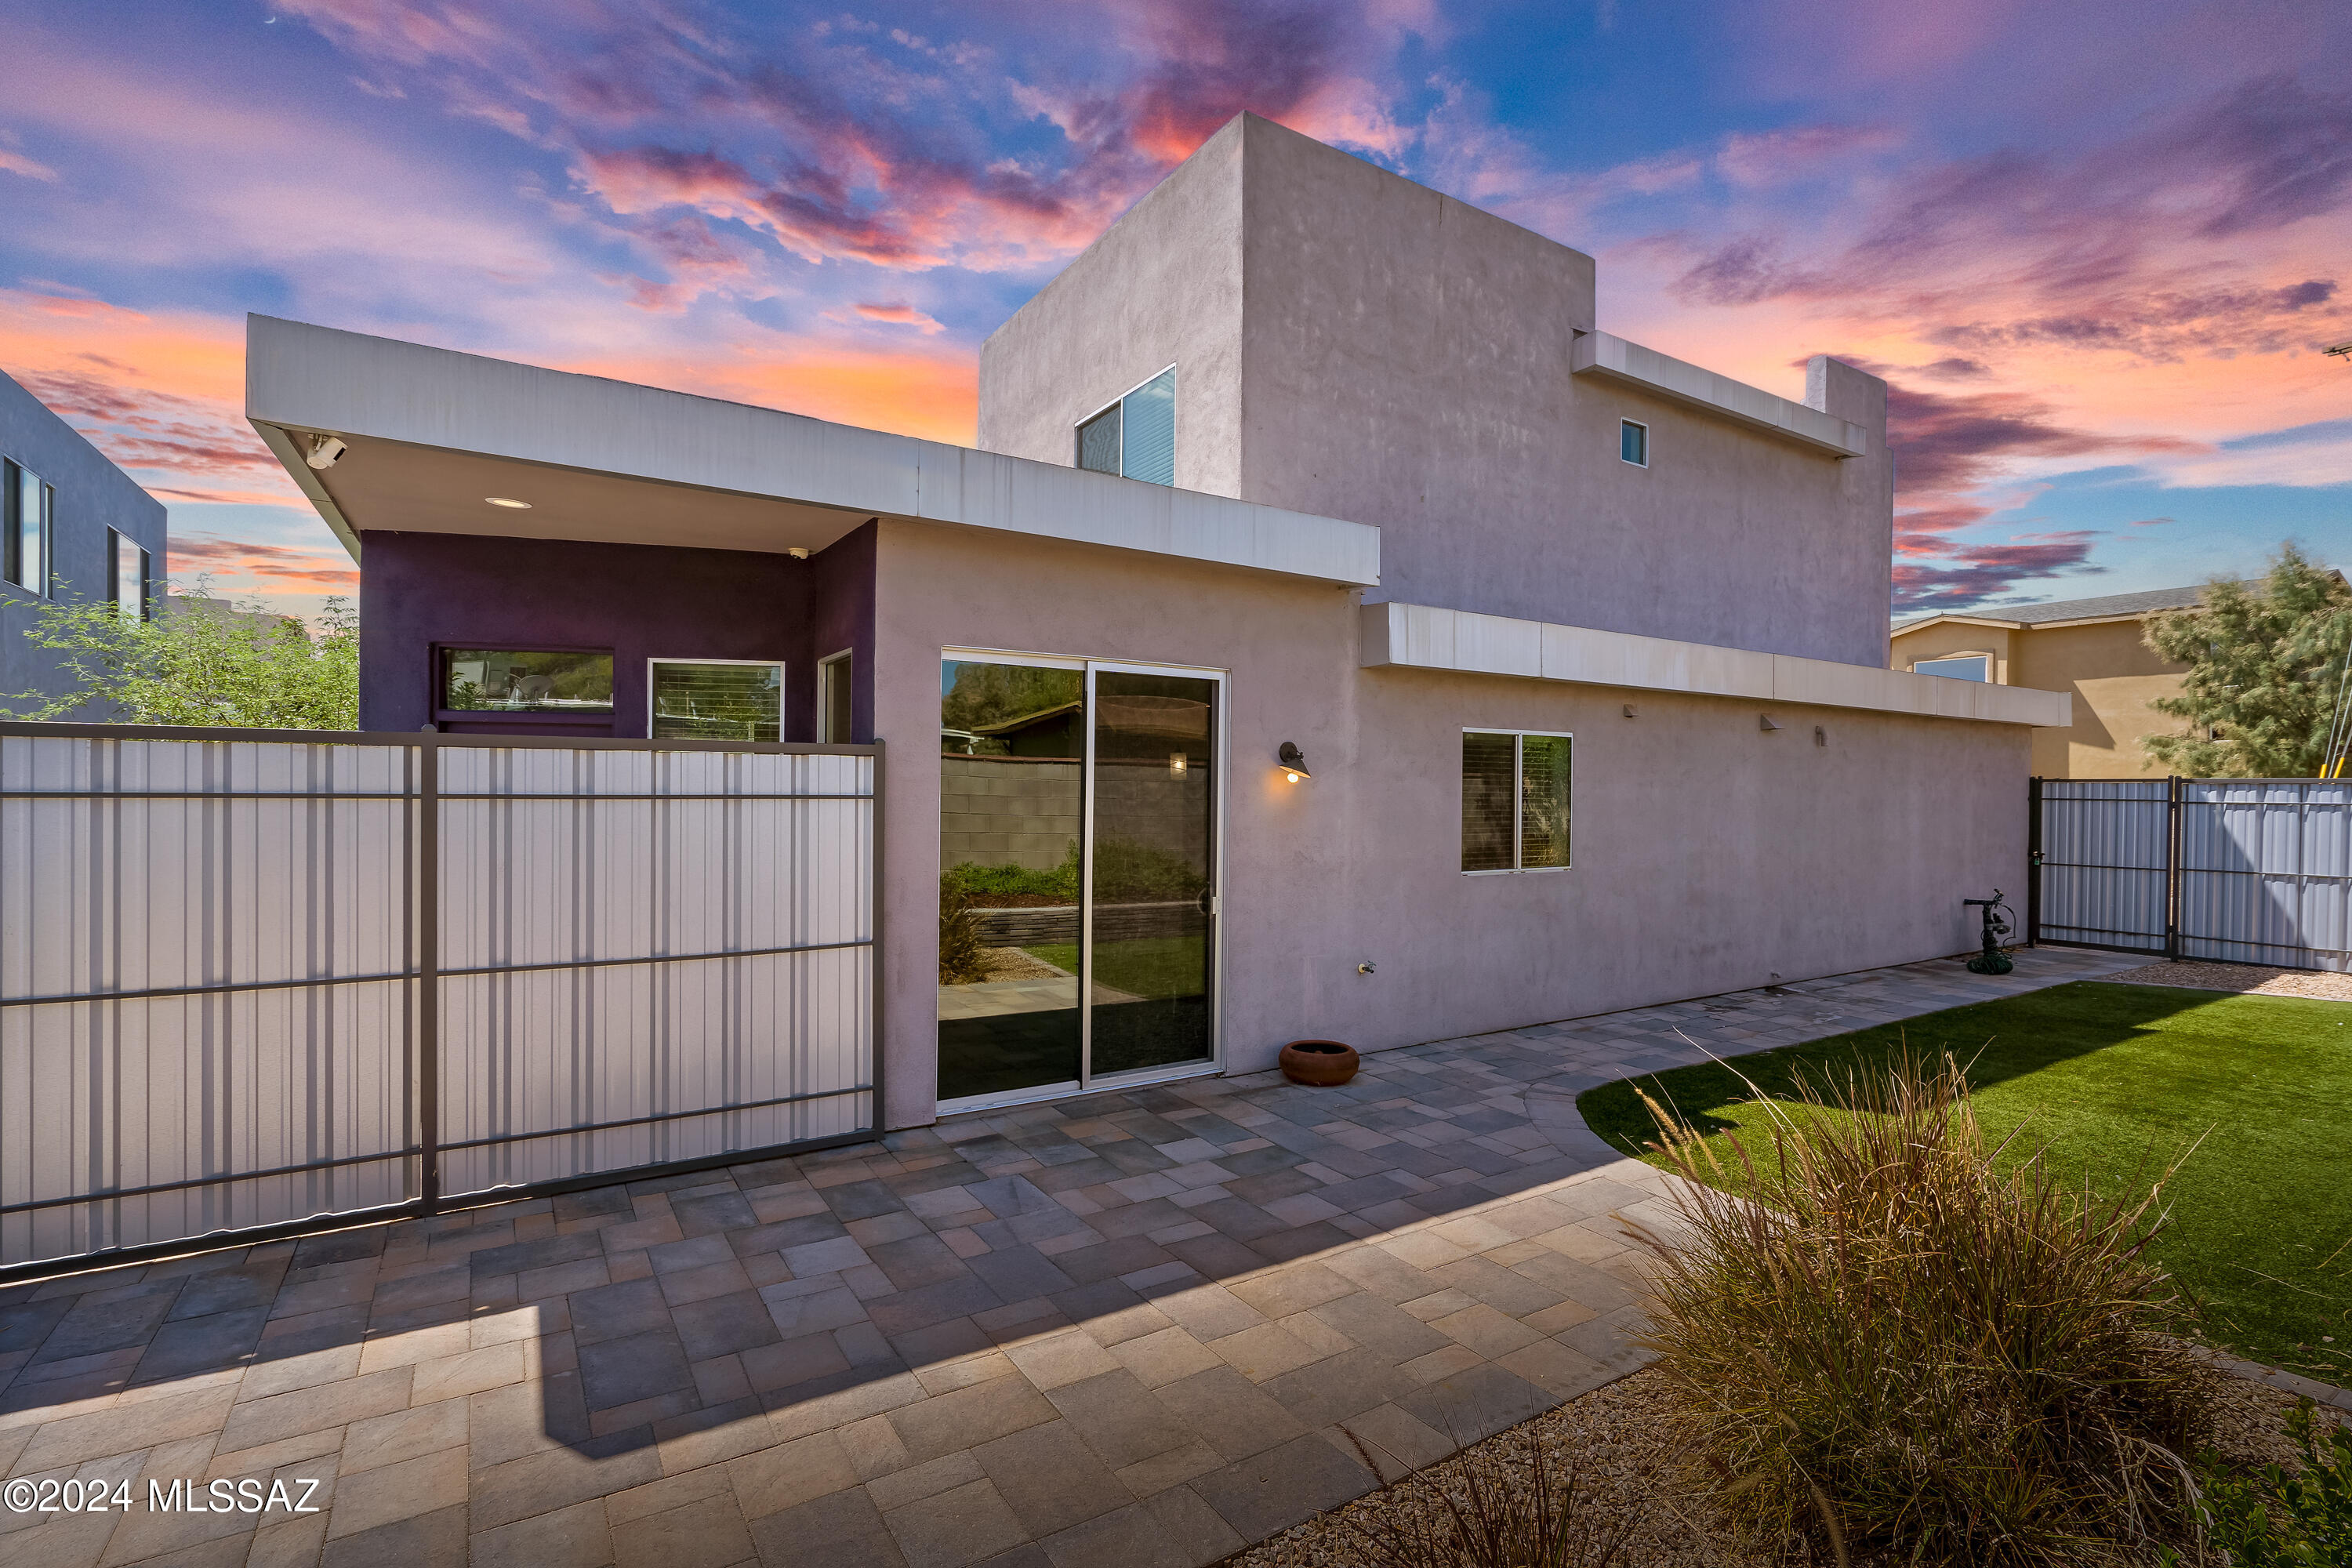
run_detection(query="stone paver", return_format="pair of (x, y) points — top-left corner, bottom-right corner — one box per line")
(0, 947), (2131, 1566)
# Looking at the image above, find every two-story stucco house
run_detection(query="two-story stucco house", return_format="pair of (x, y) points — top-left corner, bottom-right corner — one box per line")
(245, 113), (2065, 1131)
(0, 367), (168, 713)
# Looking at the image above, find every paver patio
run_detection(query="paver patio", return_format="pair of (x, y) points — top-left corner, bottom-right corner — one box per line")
(0, 947), (2134, 1567)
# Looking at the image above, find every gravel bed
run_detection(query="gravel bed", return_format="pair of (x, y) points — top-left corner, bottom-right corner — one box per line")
(2097, 960), (2352, 1002)
(1220, 1365), (2330, 1567)
(978, 946), (1071, 981)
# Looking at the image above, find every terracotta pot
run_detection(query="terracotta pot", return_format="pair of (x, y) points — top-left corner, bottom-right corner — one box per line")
(1279, 1039), (1359, 1087)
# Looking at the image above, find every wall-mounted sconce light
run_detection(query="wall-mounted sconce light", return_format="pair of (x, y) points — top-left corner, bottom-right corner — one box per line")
(1814, 726), (1828, 747)
(1277, 742), (1310, 782)
(1169, 751), (1189, 778)
(1622, 703), (1639, 718)
(1759, 714), (1782, 732)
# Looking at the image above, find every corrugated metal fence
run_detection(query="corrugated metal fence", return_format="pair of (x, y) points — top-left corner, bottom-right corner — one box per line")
(2032, 776), (2350, 972)
(0, 724), (881, 1272)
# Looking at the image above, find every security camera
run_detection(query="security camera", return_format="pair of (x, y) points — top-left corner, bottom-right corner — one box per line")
(303, 434), (347, 470)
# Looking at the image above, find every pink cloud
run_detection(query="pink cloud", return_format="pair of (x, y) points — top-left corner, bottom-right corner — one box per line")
(851, 302), (945, 334)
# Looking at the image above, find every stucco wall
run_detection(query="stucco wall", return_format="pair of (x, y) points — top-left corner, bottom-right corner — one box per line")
(874, 521), (2030, 1129)
(355, 530), (873, 739)
(1892, 618), (2183, 779)
(0, 370), (168, 717)
(975, 113), (1896, 670)
(976, 118), (1246, 498)
(2014, 620), (2184, 779)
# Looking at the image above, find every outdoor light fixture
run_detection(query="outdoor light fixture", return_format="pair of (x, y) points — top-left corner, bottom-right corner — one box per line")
(1169, 751), (1189, 777)
(1759, 714), (1782, 731)
(786, 546), (811, 559)
(484, 496), (532, 510)
(303, 434), (347, 470)
(1277, 741), (1310, 782)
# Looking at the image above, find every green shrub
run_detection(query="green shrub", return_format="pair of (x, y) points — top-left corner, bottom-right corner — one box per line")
(937, 873), (989, 985)
(2166, 1397), (2352, 1566)
(1631, 1052), (2220, 1566)
(946, 852), (1080, 902)
(945, 836), (1203, 905)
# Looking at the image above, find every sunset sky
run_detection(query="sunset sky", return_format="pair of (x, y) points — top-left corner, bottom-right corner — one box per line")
(0, 0), (2344, 622)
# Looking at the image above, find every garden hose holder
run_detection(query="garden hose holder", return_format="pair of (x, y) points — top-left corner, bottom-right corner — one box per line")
(1962, 891), (2015, 975)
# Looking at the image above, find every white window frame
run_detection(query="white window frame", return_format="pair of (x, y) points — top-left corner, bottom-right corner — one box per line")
(1073, 362), (1177, 478)
(815, 648), (854, 743)
(1911, 653), (1992, 682)
(1619, 419), (1650, 469)
(1461, 728), (1573, 876)
(645, 656), (785, 739)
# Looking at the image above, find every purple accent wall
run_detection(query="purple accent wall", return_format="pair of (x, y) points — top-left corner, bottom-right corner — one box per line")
(804, 521), (877, 743)
(358, 529), (874, 740)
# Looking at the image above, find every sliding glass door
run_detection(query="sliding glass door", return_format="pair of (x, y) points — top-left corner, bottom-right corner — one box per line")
(937, 655), (1221, 1111)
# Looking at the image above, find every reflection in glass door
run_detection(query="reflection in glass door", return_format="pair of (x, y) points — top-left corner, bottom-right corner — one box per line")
(1087, 670), (1217, 1078)
(937, 655), (1221, 1110)
(936, 659), (1086, 1104)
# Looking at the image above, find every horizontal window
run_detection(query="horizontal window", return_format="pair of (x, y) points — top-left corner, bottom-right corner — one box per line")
(1463, 729), (1572, 873)
(1913, 655), (1990, 682)
(1076, 366), (1175, 486)
(650, 659), (782, 742)
(442, 649), (614, 712)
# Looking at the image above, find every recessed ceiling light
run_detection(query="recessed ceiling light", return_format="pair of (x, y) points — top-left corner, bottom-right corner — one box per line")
(484, 496), (532, 510)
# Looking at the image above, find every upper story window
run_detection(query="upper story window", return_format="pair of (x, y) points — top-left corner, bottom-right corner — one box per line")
(1076, 366), (1176, 486)
(109, 528), (151, 620)
(1619, 420), (1649, 467)
(1913, 655), (1991, 682)
(2, 459), (52, 597)
(442, 648), (615, 713)
(1462, 729), (1573, 873)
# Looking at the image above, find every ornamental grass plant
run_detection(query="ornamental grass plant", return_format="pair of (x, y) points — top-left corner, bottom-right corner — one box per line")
(1628, 1051), (2223, 1566)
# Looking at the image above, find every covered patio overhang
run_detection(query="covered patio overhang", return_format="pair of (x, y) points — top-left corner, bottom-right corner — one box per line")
(244, 314), (1382, 589)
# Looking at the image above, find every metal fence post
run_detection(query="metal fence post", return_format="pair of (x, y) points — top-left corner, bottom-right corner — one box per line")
(419, 734), (441, 1212)
(2163, 775), (2182, 962)
(869, 738), (887, 1141)
(2026, 776), (2043, 945)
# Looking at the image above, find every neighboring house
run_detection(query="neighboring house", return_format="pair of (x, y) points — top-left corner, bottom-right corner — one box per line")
(244, 112), (2066, 1130)
(1889, 579), (2340, 779)
(0, 368), (167, 711)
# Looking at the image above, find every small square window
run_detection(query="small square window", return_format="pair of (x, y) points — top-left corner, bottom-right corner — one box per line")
(1074, 367), (1175, 486)
(1620, 420), (1648, 466)
(1462, 729), (1572, 873)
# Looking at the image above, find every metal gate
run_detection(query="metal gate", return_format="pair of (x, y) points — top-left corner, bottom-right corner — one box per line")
(0, 723), (882, 1273)
(2031, 775), (2350, 971)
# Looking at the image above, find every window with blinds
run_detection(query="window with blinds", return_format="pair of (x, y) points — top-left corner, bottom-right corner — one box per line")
(1462, 729), (1573, 873)
(650, 659), (782, 742)
(1074, 366), (1175, 486)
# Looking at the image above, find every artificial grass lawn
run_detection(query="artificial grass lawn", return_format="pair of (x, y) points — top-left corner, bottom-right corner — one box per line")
(1576, 981), (2352, 1385)
(1024, 935), (1206, 1000)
